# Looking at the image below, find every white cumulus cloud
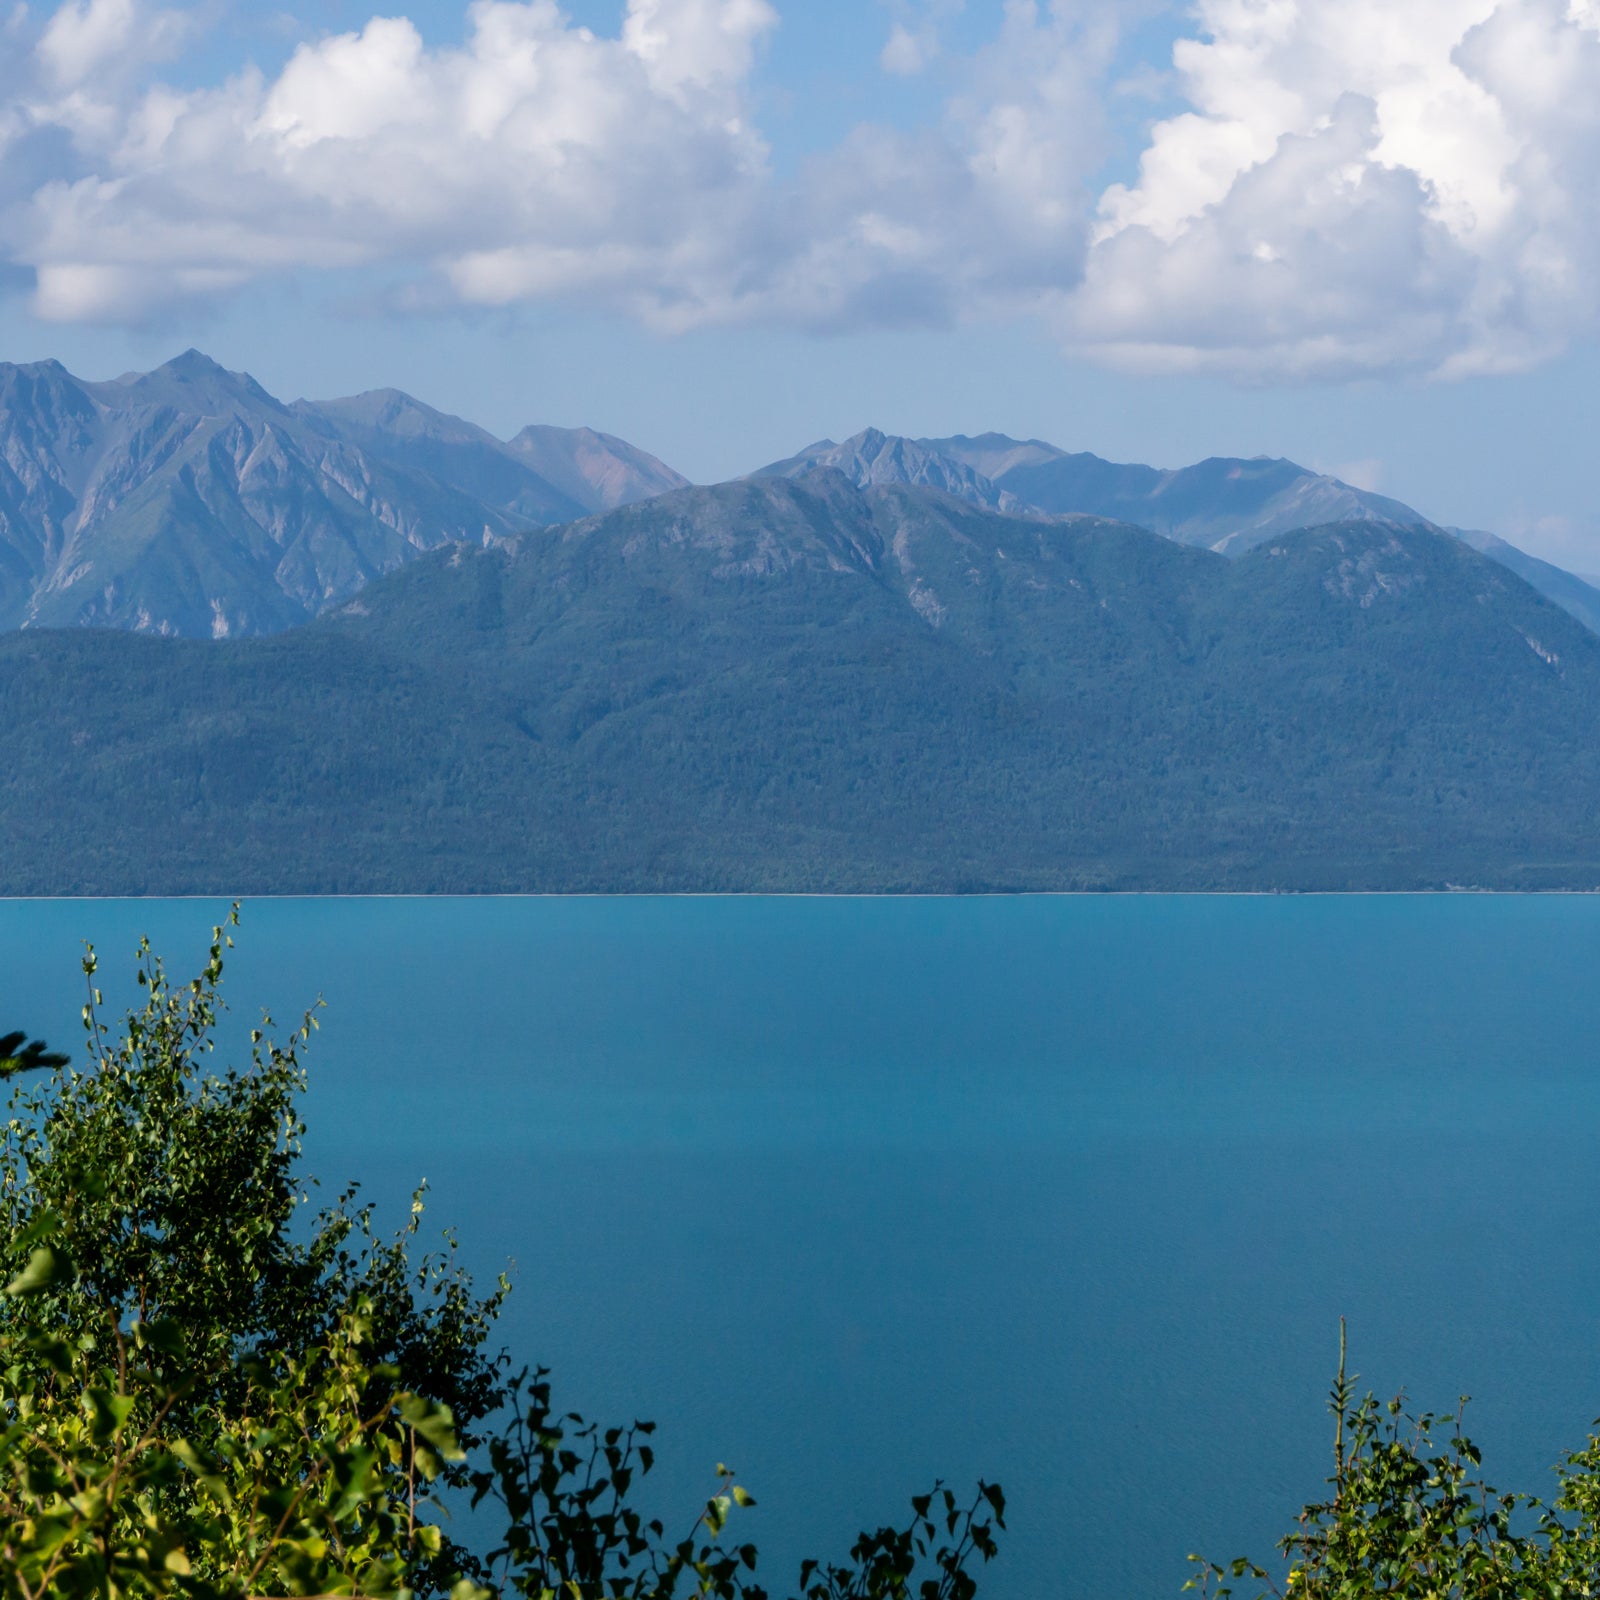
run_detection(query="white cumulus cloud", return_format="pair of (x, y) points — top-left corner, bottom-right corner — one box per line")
(878, 0), (967, 76)
(12, 0), (789, 322)
(1068, 0), (1600, 377)
(37, 0), (189, 87)
(881, 22), (936, 76)
(1, 0), (1109, 328)
(3, 0), (1599, 382)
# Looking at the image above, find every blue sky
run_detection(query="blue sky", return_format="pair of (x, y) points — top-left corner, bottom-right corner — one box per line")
(1, 0), (1597, 566)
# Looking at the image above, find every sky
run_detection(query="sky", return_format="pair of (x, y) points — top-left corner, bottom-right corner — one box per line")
(1, 0), (1598, 566)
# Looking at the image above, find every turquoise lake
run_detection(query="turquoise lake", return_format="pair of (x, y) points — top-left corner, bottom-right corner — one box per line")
(4, 895), (1600, 1599)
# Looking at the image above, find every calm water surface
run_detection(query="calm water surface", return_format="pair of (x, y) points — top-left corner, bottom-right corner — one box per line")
(3, 895), (1599, 1600)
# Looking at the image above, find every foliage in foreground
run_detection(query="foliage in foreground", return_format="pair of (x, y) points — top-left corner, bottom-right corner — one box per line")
(1190, 1324), (1600, 1600)
(0, 913), (1004, 1599)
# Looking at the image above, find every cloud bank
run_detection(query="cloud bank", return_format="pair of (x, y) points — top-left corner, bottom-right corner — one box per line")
(1075, 0), (1600, 377)
(3, 0), (1599, 379)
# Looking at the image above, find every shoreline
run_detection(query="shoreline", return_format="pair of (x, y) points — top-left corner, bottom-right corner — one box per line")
(5, 887), (1600, 901)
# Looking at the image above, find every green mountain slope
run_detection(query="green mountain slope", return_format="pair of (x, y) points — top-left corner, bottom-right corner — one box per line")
(3, 476), (1599, 894)
(1452, 527), (1600, 637)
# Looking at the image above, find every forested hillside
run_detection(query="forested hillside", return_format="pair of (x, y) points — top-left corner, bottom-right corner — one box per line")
(4, 475), (1599, 893)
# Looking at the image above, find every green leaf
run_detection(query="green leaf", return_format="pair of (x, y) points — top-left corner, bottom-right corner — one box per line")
(12, 1210), (63, 1253)
(399, 1392), (465, 1461)
(131, 1317), (187, 1357)
(25, 1332), (76, 1375)
(0, 1033), (69, 1077)
(5, 1244), (74, 1296)
(171, 1438), (229, 1500)
(85, 1386), (136, 1444)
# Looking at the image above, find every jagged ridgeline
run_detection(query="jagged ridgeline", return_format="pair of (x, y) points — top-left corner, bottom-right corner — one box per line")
(0, 351), (687, 637)
(4, 468), (1600, 892)
(6, 354), (1600, 641)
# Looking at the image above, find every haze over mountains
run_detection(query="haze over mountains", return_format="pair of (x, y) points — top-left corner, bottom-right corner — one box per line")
(7, 471), (1600, 893)
(3, 350), (1598, 641)
(755, 428), (1430, 553)
(6, 350), (1600, 892)
(0, 351), (685, 638)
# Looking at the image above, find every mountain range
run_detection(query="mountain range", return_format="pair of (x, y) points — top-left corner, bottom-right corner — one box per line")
(755, 430), (1600, 628)
(0, 351), (685, 638)
(754, 428), (1428, 552)
(5, 469), (1600, 893)
(6, 351), (1600, 892)
(2, 351), (1597, 640)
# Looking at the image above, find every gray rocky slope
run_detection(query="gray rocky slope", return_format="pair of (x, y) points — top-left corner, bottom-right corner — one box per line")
(756, 428), (1600, 632)
(0, 351), (686, 637)
(4, 349), (1596, 642)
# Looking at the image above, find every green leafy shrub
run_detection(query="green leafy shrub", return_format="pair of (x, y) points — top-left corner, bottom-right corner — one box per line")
(0, 913), (1005, 1599)
(1190, 1323), (1600, 1600)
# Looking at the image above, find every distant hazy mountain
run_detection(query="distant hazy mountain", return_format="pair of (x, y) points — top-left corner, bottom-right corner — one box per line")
(506, 424), (690, 511)
(304, 393), (688, 518)
(6, 352), (1596, 652)
(0, 352), (535, 637)
(295, 389), (589, 526)
(756, 428), (1426, 546)
(6, 473), (1600, 893)
(758, 428), (1600, 636)
(1451, 528), (1600, 638)
(755, 428), (1027, 513)
(0, 351), (688, 637)
(926, 433), (1431, 552)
